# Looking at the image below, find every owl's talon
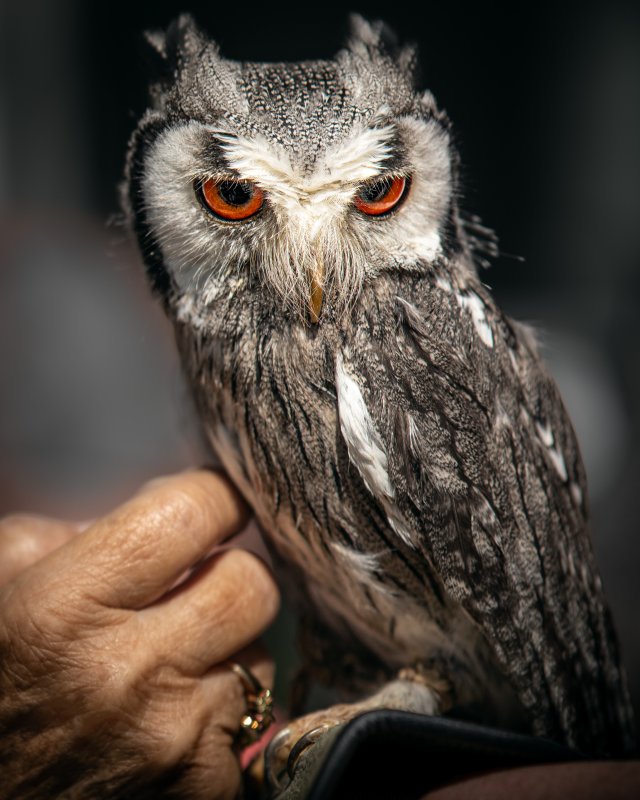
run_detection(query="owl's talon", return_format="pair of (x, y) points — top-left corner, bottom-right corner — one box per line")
(286, 724), (331, 780)
(263, 722), (336, 795)
(264, 726), (292, 795)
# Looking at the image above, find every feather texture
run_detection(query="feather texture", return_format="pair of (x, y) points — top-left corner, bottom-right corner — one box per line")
(126, 12), (636, 756)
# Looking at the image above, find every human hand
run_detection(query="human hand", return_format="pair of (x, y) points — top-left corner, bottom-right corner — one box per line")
(0, 470), (280, 799)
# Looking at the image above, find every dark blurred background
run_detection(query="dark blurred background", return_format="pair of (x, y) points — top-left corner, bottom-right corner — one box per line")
(1, 0), (639, 734)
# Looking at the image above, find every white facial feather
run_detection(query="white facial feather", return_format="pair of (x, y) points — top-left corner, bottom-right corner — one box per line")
(219, 123), (396, 200)
(142, 112), (452, 319)
(217, 124), (396, 307)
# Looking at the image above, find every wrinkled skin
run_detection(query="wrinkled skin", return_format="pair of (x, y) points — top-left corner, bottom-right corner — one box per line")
(0, 470), (279, 799)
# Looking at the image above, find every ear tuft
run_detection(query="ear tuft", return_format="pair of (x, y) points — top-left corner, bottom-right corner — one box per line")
(164, 13), (211, 66)
(143, 14), (218, 102)
(347, 13), (392, 52)
(419, 90), (438, 114)
(346, 14), (418, 81)
(144, 29), (167, 60)
(397, 44), (418, 77)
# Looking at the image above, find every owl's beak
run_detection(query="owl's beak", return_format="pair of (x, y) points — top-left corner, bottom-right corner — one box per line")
(308, 256), (324, 324)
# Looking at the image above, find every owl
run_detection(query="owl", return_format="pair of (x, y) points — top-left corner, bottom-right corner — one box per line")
(125, 13), (635, 765)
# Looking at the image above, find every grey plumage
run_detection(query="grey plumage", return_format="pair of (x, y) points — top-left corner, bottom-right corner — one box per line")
(125, 14), (635, 756)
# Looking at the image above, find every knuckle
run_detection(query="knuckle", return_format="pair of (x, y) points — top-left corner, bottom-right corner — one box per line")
(220, 549), (280, 622)
(124, 662), (202, 759)
(0, 513), (33, 533)
(154, 471), (248, 533)
(0, 584), (85, 687)
(148, 484), (210, 547)
(0, 516), (37, 560)
(3, 571), (129, 666)
(100, 485), (207, 568)
(182, 738), (241, 800)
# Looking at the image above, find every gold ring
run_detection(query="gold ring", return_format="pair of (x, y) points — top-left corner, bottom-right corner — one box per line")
(228, 661), (275, 746)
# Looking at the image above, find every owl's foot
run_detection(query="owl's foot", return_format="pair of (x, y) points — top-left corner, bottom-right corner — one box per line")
(397, 662), (454, 710)
(262, 671), (450, 795)
(263, 705), (361, 795)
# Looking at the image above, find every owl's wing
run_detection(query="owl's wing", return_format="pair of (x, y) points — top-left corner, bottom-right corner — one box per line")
(341, 270), (634, 755)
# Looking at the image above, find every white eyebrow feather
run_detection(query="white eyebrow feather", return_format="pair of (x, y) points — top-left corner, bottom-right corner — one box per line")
(217, 124), (396, 200)
(319, 125), (396, 185)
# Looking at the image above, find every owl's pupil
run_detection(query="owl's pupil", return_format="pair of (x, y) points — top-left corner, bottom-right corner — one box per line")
(360, 179), (391, 203)
(218, 181), (253, 206)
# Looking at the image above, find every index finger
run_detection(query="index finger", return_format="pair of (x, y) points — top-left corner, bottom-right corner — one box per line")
(23, 470), (250, 609)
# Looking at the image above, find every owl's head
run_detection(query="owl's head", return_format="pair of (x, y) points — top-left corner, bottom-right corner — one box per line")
(126, 14), (465, 324)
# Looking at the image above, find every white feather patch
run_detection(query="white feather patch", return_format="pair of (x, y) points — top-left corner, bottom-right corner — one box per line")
(219, 124), (396, 203)
(405, 231), (442, 262)
(336, 353), (417, 548)
(320, 124), (396, 185)
(386, 508), (417, 547)
(494, 400), (511, 429)
(455, 290), (494, 348)
(143, 116), (452, 321)
(535, 420), (554, 448)
(335, 353), (394, 501)
(435, 275), (452, 292)
(535, 420), (569, 482)
(330, 542), (380, 581)
(570, 482), (583, 506)
(548, 447), (569, 482)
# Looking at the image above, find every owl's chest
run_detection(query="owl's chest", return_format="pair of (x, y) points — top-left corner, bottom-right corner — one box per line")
(184, 320), (460, 667)
(210, 409), (449, 668)
(202, 323), (350, 583)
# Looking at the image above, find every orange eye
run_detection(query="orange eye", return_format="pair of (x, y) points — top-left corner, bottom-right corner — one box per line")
(198, 177), (264, 221)
(354, 175), (408, 216)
